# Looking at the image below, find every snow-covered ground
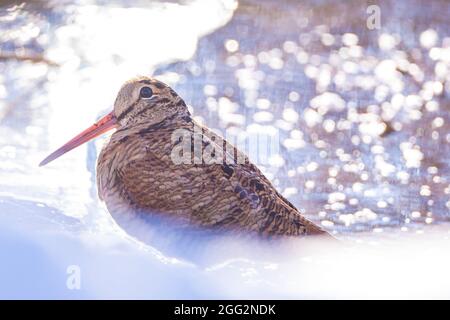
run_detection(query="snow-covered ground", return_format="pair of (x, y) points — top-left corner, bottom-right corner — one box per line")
(1, 0), (450, 299)
(2, 196), (450, 299)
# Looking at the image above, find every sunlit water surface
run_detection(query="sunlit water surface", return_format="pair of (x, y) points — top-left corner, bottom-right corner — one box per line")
(0, 0), (449, 298)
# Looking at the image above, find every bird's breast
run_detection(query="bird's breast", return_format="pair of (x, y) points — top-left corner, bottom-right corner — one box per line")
(96, 129), (174, 210)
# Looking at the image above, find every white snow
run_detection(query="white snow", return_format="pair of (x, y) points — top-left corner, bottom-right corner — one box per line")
(2, 195), (450, 299)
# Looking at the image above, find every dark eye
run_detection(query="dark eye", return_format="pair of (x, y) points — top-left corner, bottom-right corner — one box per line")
(140, 86), (153, 98)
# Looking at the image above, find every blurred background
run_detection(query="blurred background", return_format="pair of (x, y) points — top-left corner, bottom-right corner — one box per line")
(0, 0), (449, 299)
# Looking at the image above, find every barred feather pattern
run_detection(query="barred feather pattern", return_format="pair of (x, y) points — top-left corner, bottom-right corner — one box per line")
(96, 77), (330, 238)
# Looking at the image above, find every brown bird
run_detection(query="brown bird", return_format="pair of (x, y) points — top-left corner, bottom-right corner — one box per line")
(40, 76), (330, 240)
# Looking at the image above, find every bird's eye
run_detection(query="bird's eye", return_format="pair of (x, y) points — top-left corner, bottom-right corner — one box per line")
(140, 86), (153, 99)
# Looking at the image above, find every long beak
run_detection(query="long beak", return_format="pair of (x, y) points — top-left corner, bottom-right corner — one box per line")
(39, 111), (117, 167)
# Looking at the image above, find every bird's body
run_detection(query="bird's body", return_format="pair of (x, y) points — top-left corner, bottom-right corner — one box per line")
(40, 76), (330, 240)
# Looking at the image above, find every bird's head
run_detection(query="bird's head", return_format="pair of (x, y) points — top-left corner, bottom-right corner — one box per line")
(113, 76), (188, 127)
(39, 76), (189, 166)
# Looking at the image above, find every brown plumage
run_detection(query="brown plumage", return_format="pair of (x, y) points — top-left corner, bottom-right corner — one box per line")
(40, 76), (331, 239)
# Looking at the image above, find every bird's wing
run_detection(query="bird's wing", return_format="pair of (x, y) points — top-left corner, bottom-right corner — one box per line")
(116, 123), (329, 237)
(200, 124), (328, 236)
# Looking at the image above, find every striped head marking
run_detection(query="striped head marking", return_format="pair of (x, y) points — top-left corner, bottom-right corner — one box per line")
(114, 76), (188, 127)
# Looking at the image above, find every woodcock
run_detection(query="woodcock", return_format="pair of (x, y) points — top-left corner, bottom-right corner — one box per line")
(40, 77), (331, 239)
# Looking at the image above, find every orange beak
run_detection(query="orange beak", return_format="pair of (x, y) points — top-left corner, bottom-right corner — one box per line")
(39, 111), (117, 167)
